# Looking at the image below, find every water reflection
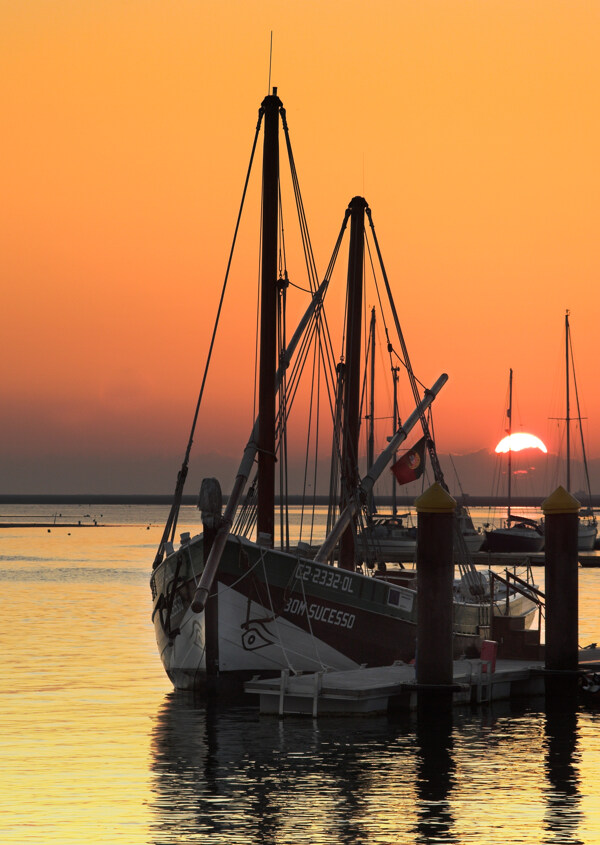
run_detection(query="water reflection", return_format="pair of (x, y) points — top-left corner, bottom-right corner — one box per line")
(150, 693), (423, 844)
(149, 693), (594, 845)
(415, 705), (456, 843)
(543, 694), (582, 845)
(3, 507), (600, 845)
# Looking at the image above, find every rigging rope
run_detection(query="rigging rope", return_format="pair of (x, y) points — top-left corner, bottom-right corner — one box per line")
(365, 206), (476, 578)
(568, 327), (594, 507)
(153, 109), (265, 568)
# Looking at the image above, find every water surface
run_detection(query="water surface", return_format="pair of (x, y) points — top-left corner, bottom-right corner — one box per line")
(1, 504), (599, 844)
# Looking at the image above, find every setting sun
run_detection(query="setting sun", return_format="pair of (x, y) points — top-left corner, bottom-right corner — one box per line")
(495, 433), (548, 454)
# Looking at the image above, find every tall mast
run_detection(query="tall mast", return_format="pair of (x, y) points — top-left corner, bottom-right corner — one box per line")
(257, 88), (281, 545)
(339, 196), (367, 571)
(565, 309), (571, 492)
(367, 307), (376, 514)
(507, 368), (513, 523)
(391, 366), (399, 517)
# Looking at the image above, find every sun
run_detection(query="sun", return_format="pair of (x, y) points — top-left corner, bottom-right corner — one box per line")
(495, 433), (548, 454)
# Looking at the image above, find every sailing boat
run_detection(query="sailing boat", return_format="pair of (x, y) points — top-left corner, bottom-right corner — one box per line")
(483, 369), (545, 553)
(358, 309), (483, 564)
(358, 307), (417, 565)
(150, 89), (539, 693)
(558, 311), (597, 551)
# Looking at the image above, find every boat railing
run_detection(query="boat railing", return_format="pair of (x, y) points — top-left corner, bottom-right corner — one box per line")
(504, 568), (546, 602)
(489, 569), (545, 611)
(488, 567), (545, 646)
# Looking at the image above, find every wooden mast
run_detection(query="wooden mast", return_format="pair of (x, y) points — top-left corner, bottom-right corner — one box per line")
(565, 310), (571, 492)
(339, 196), (367, 571)
(367, 307), (376, 515)
(507, 368), (513, 524)
(257, 88), (281, 546)
(391, 365), (399, 517)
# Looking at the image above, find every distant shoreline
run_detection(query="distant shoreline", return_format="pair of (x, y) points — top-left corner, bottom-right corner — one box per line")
(1, 493), (597, 507)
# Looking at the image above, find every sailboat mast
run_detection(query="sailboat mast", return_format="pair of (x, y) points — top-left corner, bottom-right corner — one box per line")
(339, 196), (367, 571)
(392, 366), (399, 517)
(257, 89), (281, 546)
(507, 368), (513, 523)
(367, 307), (376, 514)
(565, 309), (571, 492)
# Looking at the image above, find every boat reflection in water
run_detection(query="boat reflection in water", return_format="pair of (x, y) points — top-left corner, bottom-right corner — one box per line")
(149, 693), (587, 845)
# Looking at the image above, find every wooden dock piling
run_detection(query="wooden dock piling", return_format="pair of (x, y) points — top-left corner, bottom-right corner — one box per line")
(542, 486), (580, 672)
(415, 483), (456, 706)
(542, 486), (581, 703)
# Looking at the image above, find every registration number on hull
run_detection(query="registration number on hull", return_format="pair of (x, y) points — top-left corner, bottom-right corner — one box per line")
(294, 562), (355, 594)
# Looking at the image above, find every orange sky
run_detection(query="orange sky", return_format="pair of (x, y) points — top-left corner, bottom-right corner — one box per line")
(2, 1), (600, 494)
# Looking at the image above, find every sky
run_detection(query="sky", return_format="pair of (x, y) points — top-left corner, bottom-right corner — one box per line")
(2, 0), (600, 495)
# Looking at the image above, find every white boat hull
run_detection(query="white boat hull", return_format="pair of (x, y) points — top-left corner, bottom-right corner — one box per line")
(578, 522), (598, 551)
(151, 535), (540, 692)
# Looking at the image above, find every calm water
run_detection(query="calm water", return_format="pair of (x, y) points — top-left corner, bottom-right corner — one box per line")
(1, 504), (600, 844)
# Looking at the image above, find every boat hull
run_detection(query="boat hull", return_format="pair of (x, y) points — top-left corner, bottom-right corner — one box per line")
(578, 521), (598, 551)
(151, 534), (538, 693)
(462, 531), (485, 553)
(359, 521), (484, 562)
(483, 526), (544, 554)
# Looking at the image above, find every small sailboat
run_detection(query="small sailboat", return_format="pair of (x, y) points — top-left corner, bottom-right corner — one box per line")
(150, 88), (540, 693)
(557, 311), (597, 551)
(357, 307), (417, 565)
(358, 310), (483, 565)
(484, 369), (545, 553)
(455, 505), (485, 553)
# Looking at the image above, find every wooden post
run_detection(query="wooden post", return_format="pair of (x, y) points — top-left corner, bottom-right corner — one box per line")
(415, 483), (457, 694)
(198, 478), (223, 694)
(542, 486), (580, 673)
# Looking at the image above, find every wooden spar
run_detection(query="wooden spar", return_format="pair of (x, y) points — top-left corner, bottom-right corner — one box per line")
(367, 307), (376, 515)
(339, 196), (367, 571)
(190, 278), (329, 613)
(257, 89), (281, 546)
(314, 372), (448, 564)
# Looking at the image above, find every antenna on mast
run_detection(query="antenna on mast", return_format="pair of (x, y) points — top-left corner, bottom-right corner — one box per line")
(268, 31), (273, 93)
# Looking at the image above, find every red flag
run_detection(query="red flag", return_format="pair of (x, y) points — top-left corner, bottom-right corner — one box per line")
(391, 437), (427, 485)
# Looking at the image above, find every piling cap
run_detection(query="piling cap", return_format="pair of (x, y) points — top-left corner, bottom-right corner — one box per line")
(415, 482), (457, 514)
(541, 485), (581, 515)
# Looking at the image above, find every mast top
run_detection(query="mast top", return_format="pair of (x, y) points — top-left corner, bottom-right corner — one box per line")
(348, 195), (368, 210)
(262, 88), (282, 110)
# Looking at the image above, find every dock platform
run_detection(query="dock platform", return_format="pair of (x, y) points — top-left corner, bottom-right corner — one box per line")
(245, 648), (600, 717)
(363, 551), (599, 568)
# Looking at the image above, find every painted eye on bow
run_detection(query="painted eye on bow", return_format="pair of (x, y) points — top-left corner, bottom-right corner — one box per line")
(242, 624), (275, 651)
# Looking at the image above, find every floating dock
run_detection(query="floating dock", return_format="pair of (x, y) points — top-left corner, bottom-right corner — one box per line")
(245, 647), (600, 717)
(471, 551), (599, 568)
(375, 551), (599, 568)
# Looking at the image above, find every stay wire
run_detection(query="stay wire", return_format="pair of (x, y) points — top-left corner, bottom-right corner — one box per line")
(153, 108), (264, 566)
